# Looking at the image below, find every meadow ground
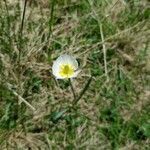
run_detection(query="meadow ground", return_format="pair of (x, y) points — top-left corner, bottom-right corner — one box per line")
(0, 0), (150, 149)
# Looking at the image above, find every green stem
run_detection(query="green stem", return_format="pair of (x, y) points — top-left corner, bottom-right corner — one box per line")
(73, 77), (92, 105)
(20, 0), (28, 37)
(48, 0), (56, 39)
(4, 0), (11, 47)
(69, 79), (76, 101)
(18, 0), (28, 65)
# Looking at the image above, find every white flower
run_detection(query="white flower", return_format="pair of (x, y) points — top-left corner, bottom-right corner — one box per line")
(52, 54), (80, 79)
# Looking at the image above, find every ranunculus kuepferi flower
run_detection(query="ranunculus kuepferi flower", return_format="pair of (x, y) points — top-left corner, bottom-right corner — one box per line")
(52, 54), (80, 79)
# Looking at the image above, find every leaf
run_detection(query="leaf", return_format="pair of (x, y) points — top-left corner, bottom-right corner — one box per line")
(141, 123), (150, 138)
(50, 109), (67, 123)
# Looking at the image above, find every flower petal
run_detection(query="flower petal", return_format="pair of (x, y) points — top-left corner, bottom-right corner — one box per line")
(71, 69), (81, 78)
(58, 54), (78, 69)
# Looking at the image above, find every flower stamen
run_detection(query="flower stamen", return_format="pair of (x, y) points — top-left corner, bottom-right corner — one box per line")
(59, 64), (74, 78)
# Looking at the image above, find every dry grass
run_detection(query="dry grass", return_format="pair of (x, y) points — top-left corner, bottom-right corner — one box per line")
(0, 0), (150, 149)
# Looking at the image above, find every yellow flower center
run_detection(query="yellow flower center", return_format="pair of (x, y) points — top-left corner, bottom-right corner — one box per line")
(59, 64), (74, 78)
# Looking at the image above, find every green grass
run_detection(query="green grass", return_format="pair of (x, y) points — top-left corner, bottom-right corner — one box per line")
(0, 0), (150, 149)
